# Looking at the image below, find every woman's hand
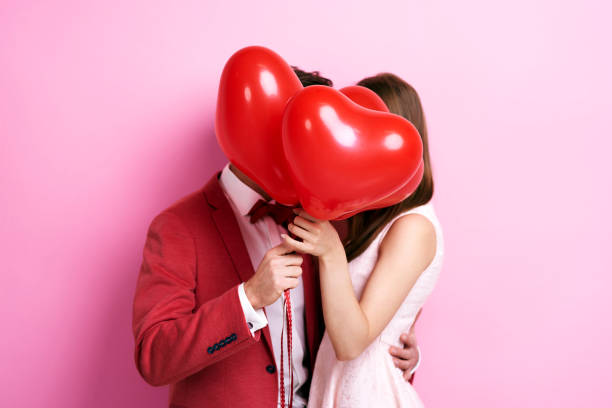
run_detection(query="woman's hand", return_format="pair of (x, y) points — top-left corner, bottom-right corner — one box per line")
(281, 208), (344, 260)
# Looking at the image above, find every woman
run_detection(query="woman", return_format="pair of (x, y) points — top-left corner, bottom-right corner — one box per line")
(282, 73), (444, 407)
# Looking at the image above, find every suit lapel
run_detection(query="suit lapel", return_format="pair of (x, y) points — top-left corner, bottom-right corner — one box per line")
(203, 171), (274, 357)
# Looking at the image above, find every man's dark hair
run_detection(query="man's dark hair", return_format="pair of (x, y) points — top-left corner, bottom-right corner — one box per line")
(292, 66), (333, 87)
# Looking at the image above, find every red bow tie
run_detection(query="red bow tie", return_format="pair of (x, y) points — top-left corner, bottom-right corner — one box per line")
(247, 199), (296, 228)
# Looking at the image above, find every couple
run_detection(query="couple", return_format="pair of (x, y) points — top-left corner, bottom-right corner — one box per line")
(132, 68), (443, 408)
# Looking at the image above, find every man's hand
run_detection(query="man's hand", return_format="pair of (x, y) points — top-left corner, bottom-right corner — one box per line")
(389, 332), (419, 381)
(244, 243), (303, 309)
(389, 310), (421, 381)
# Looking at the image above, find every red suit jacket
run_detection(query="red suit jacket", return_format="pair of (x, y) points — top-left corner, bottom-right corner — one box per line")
(132, 171), (324, 407)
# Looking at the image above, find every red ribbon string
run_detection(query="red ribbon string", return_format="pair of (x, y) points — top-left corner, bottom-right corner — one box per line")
(279, 288), (293, 408)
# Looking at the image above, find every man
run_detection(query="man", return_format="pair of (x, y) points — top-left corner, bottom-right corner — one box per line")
(132, 69), (420, 407)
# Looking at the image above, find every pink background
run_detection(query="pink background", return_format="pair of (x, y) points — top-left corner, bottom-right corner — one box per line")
(2, 0), (610, 406)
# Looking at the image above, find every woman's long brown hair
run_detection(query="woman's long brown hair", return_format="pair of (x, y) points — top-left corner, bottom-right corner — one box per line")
(343, 73), (435, 262)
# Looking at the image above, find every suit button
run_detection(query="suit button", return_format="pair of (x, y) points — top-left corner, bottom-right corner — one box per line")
(266, 365), (276, 374)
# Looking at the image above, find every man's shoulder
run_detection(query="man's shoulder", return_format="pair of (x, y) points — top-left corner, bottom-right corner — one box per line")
(152, 172), (222, 229)
(163, 187), (208, 216)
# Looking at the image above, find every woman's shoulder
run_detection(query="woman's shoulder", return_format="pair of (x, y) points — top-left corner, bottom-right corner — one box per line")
(381, 203), (439, 237)
(376, 207), (437, 275)
(381, 209), (436, 249)
(377, 202), (442, 255)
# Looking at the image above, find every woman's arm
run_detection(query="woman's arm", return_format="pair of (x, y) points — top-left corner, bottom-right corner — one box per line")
(282, 209), (435, 361)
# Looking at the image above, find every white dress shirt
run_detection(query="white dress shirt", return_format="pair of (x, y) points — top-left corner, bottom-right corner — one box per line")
(219, 163), (308, 408)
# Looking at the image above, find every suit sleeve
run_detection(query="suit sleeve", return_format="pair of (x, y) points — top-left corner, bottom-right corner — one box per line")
(132, 211), (261, 386)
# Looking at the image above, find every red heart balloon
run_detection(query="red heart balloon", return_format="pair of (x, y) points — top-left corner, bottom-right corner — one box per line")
(368, 159), (424, 208)
(336, 85), (424, 219)
(215, 46), (302, 205)
(334, 160), (424, 220)
(340, 86), (390, 113)
(282, 85), (423, 220)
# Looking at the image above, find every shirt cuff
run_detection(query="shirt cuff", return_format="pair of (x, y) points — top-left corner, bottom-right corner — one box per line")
(409, 345), (421, 376)
(237, 283), (268, 336)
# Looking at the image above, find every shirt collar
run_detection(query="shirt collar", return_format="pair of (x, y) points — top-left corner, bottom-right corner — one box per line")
(219, 162), (266, 216)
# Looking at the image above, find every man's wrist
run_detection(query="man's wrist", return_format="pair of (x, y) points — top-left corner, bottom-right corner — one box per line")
(243, 280), (262, 310)
(237, 283), (268, 335)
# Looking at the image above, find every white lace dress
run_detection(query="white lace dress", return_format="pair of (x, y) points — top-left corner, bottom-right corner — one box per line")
(307, 203), (444, 408)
